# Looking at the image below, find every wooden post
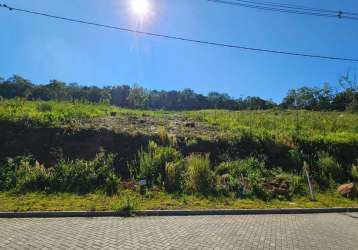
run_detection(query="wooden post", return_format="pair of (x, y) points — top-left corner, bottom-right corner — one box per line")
(304, 161), (316, 201)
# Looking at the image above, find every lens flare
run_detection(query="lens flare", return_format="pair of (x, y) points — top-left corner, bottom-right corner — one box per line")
(131, 0), (150, 18)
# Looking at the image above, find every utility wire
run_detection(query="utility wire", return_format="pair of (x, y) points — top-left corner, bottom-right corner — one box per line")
(0, 3), (357, 62)
(232, 0), (358, 17)
(209, 0), (358, 20)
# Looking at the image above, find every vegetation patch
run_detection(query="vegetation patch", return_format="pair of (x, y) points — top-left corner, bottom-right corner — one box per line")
(0, 99), (357, 210)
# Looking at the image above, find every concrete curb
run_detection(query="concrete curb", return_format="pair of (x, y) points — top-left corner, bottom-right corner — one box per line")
(0, 207), (358, 218)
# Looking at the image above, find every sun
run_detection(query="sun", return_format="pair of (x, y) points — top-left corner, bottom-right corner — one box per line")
(130, 0), (151, 18)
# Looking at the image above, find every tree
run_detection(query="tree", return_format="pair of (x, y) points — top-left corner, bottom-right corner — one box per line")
(111, 85), (130, 107)
(127, 85), (149, 109)
(338, 72), (358, 112)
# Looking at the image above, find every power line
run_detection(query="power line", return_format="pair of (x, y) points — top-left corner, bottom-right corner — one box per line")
(209, 0), (358, 20)
(0, 3), (357, 62)
(232, 0), (358, 17)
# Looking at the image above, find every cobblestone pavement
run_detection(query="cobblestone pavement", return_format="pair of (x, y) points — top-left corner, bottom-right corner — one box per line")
(0, 213), (357, 250)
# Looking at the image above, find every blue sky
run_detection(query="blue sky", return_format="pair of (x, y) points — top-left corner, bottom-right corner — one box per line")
(1, 0), (358, 102)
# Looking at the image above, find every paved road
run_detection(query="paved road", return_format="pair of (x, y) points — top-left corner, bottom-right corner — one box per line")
(0, 213), (357, 250)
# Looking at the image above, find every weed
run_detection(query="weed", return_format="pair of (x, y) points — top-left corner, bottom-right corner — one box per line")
(138, 141), (180, 186)
(185, 154), (213, 195)
(164, 160), (186, 193)
(112, 195), (138, 215)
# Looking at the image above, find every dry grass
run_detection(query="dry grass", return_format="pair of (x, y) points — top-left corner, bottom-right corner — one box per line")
(0, 191), (357, 212)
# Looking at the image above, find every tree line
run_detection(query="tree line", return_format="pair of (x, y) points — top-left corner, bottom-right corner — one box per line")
(0, 74), (357, 111)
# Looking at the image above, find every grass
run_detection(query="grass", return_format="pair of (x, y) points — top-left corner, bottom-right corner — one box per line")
(1, 100), (357, 211)
(1, 99), (357, 144)
(0, 191), (357, 212)
(0, 99), (168, 128)
(186, 109), (358, 143)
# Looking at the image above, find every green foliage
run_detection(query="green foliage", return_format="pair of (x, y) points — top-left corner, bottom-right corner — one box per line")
(138, 141), (180, 186)
(229, 157), (267, 181)
(216, 158), (272, 200)
(0, 99), (120, 127)
(185, 154), (213, 194)
(315, 152), (342, 188)
(164, 160), (186, 193)
(54, 153), (120, 194)
(288, 148), (304, 172)
(187, 109), (358, 144)
(351, 162), (358, 183)
(0, 153), (120, 194)
(0, 73), (356, 111)
(37, 102), (53, 112)
(112, 194), (138, 215)
(273, 169), (307, 196)
(0, 156), (52, 193)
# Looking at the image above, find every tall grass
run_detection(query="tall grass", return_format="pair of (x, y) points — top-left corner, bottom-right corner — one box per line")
(185, 154), (213, 194)
(186, 109), (358, 143)
(0, 153), (120, 195)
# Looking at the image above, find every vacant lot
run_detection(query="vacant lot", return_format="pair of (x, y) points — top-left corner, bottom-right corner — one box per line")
(0, 100), (357, 211)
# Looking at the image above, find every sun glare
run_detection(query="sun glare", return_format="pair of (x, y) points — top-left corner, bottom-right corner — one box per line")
(131, 0), (151, 18)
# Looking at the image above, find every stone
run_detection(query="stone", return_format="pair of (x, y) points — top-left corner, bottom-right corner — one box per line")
(185, 122), (195, 128)
(337, 183), (357, 198)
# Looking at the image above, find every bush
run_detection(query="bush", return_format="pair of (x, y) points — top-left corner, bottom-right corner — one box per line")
(0, 156), (52, 193)
(273, 170), (307, 197)
(37, 102), (53, 112)
(112, 193), (138, 215)
(288, 148), (303, 172)
(315, 152), (342, 188)
(15, 160), (52, 193)
(54, 152), (120, 194)
(0, 153), (120, 194)
(0, 158), (18, 190)
(215, 161), (234, 176)
(230, 157), (267, 181)
(216, 157), (270, 199)
(164, 160), (186, 193)
(138, 141), (180, 186)
(185, 154), (213, 194)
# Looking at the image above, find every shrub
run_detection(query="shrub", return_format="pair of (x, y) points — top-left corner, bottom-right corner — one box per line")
(15, 160), (52, 193)
(215, 161), (234, 176)
(230, 157), (267, 181)
(0, 153), (120, 194)
(164, 160), (186, 193)
(54, 152), (120, 194)
(288, 148), (303, 172)
(138, 147), (157, 186)
(0, 156), (52, 193)
(217, 157), (270, 199)
(273, 170), (307, 197)
(112, 193), (138, 215)
(315, 152), (342, 188)
(0, 158), (18, 190)
(185, 154), (213, 194)
(138, 141), (180, 186)
(37, 102), (53, 112)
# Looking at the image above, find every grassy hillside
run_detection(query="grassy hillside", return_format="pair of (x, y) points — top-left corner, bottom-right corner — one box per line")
(1, 99), (357, 141)
(0, 99), (357, 210)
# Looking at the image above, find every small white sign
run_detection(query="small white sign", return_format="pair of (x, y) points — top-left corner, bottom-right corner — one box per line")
(139, 179), (147, 186)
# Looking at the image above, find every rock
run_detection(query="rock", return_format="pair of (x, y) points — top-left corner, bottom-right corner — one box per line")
(263, 180), (290, 197)
(185, 122), (195, 128)
(337, 183), (357, 198)
(279, 182), (289, 190)
(121, 181), (137, 191)
(275, 187), (289, 196)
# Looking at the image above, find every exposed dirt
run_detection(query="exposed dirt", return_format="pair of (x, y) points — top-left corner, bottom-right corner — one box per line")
(76, 114), (221, 140)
